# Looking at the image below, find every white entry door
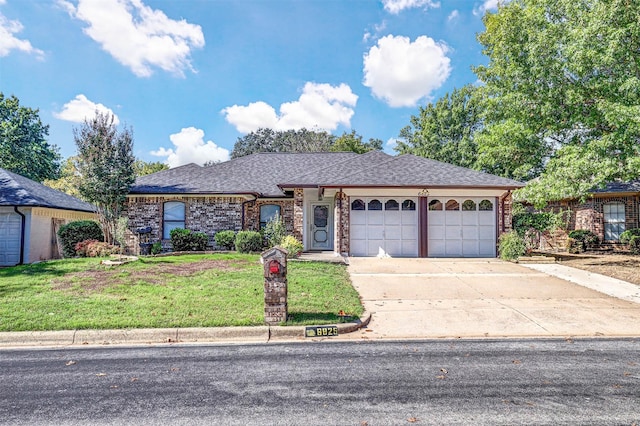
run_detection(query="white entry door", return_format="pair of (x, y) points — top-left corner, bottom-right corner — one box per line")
(309, 203), (332, 250)
(0, 213), (22, 266)
(428, 197), (496, 257)
(350, 197), (418, 257)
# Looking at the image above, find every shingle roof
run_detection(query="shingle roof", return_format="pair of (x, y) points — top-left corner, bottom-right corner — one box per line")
(130, 151), (524, 196)
(0, 168), (96, 212)
(592, 179), (640, 194)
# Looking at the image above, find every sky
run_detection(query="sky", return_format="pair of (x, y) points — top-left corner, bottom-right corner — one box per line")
(0, 0), (499, 168)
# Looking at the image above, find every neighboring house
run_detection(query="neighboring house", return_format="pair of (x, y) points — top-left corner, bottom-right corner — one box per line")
(125, 151), (524, 258)
(545, 180), (640, 246)
(0, 168), (96, 266)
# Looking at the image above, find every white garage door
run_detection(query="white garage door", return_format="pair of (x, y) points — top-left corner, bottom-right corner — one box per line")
(0, 213), (22, 266)
(350, 197), (418, 257)
(428, 197), (496, 257)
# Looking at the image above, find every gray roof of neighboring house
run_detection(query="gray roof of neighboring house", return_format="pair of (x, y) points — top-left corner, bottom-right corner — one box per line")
(130, 151), (524, 197)
(592, 179), (640, 194)
(0, 168), (96, 212)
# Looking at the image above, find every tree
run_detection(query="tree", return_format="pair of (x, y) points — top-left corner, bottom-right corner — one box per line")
(0, 93), (60, 181)
(395, 85), (482, 169)
(231, 128), (335, 158)
(331, 130), (383, 154)
(74, 112), (135, 244)
(43, 156), (82, 198)
(133, 159), (168, 176)
(474, 0), (640, 206)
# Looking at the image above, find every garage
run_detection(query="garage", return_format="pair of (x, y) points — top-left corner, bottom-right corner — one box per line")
(0, 212), (22, 267)
(350, 197), (418, 257)
(428, 197), (496, 257)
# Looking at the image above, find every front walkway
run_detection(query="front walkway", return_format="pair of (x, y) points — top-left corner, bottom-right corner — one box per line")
(342, 258), (640, 340)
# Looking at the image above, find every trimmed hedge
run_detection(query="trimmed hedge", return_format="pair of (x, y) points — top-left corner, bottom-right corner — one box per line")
(621, 229), (640, 254)
(498, 231), (526, 260)
(235, 231), (263, 253)
(57, 220), (104, 258)
(214, 230), (236, 250)
(170, 228), (209, 252)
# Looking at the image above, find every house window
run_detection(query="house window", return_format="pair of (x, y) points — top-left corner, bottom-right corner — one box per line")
(260, 204), (281, 229)
(428, 200), (442, 211)
(163, 201), (185, 239)
(351, 199), (365, 210)
(603, 202), (626, 241)
(479, 199), (493, 211)
(445, 200), (459, 211)
(368, 199), (382, 210)
(402, 200), (416, 211)
(385, 199), (399, 211)
(462, 200), (476, 211)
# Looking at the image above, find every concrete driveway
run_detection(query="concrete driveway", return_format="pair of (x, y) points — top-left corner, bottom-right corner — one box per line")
(345, 258), (640, 339)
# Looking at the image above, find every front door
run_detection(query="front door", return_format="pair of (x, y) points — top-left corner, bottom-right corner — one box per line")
(310, 203), (332, 250)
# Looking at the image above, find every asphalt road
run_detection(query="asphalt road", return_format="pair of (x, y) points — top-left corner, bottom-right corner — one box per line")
(1, 339), (639, 425)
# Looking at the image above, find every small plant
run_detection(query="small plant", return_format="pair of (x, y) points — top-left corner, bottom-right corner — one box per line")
(280, 235), (303, 258)
(235, 231), (263, 253)
(214, 230), (236, 250)
(620, 229), (640, 254)
(170, 228), (209, 252)
(263, 212), (286, 248)
(567, 229), (599, 253)
(498, 231), (526, 261)
(58, 220), (104, 258)
(74, 239), (120, 257)
(151, 241), (163, 255)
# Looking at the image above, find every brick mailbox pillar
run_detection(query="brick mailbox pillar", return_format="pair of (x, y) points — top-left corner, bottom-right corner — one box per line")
(261, 247), (288, 325)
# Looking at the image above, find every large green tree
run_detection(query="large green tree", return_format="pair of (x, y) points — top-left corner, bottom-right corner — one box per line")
(474, 0), (640, 205)
(231, 128), (336, 158)
(75, 112), (135, 244)
(395, 85), (482, 169)
(331, 130), (383, 154)
(133, 159), (168, 176)
(0, 93), (60, 182)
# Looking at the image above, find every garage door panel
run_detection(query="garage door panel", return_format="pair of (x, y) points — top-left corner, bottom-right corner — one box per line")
(428, 197), (496, 258)
(0, 213), (21, 266)
(350, 197), (418, 257)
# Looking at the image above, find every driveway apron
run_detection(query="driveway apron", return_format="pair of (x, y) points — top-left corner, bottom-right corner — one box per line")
(345, 258), (640, 339)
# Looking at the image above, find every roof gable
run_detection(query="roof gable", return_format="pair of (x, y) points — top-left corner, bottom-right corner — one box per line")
(0, 168), (96, 212)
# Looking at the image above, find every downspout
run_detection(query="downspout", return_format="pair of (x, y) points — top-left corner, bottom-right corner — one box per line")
(14, 206), (25, 265)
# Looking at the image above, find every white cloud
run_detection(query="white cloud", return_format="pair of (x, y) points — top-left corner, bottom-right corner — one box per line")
(448, 10), (460, 21)
(54, 94), (120, 124)
(61, 0), (204, 77)
(363, 21), (387, 43)
(0, 11), (44, 58)
(385, 138), (399, 153)
(382, 0), (440, 14)
(473, 0), (508, 16)
(151, 127), (230, 168)
(363, 35), (451, 108)
(222, 82), (358, 134)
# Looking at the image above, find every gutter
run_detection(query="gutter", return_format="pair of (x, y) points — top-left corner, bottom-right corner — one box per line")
(13, 206), (25, 265)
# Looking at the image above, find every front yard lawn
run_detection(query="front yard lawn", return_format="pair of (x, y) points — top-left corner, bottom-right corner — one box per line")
(0, 253), (363, 332)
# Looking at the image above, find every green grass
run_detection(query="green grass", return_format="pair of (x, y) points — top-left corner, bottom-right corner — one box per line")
(0, 253), (363, 331)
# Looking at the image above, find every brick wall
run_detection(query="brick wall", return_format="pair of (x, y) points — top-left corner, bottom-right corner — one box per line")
(125, 195), (245, 253)
(336, 191), (349, 254)
(243, 199), (295, 234)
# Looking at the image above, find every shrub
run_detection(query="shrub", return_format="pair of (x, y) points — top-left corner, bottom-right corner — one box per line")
(170, 228), (209, 252)
(263, 213), (286, 247)
(280, 235), (303, 258)
(58, 220), (104, 258)
(235, 231), (263, 253)
(151, 241), (163, 255)
(620, 228), (640, 245)
(628, 236), (640, 255)
(214, 230), (236, 250)
(567, 229), (599, 252)
(498, 231), (526, 261)
(74, 239), (120, 257)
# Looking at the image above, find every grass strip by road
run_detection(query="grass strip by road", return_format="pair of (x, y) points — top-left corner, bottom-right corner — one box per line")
(0, 253), (363, 332)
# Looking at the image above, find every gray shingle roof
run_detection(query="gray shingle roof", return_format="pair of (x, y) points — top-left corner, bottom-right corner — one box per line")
(0, 168), (96, 212)
(130, 151), (524, 196)
(592, 179), (640, 194)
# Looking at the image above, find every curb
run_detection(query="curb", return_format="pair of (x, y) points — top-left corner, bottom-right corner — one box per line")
(0, 312), (372, 348)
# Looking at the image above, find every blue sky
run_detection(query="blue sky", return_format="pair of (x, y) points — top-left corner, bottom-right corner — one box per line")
(1, 0), (498, 168)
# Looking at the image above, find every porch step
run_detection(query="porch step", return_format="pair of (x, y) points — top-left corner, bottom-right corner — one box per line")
(516, 255), (557, 264)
